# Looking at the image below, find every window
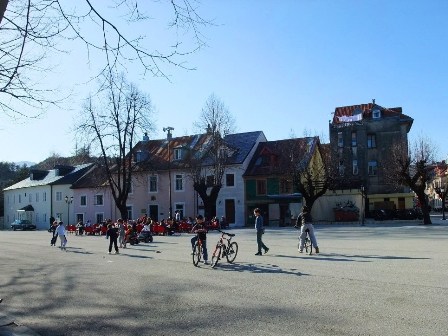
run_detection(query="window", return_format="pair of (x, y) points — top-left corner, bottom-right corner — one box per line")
(95, 194), (104, 205)
(126, 206), (133, 220)
(256, 179), (267, 196)
(35, 193), (39, 202)
(352, 160), (359, 175)
(56, 192), (62, 201)
(149, 175), (158, 193)
(337, 132), (343, 147)
(338, 161), (345, 175)
(175, 203), (185, 219)
(351, 132), (357, 147)
(175, 174), (184, 191)
(280, 179), (291, 194)
(43, 192), (46, 202)
(367, 134), (376, 148)
(219, 147), (227, 158)
(226, 174), (235, 187)
(372, 109), (381, 119)
(368, 161), (378, 176)
(19, 194), (21, 203)
(206, 175), (214, 187)
(96, 213), (104, 224)
(127, 181), (133, 194)
(80, 195), (87, 206)
(173, 148), (182, 160)
(29, 193), (32, 202)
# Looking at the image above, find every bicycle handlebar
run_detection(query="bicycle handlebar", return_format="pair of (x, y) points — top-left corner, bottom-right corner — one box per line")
(218, 229), (235, 237)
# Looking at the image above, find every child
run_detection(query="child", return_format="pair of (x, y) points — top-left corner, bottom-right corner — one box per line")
(190, 215), (208, 264)
(55, 221), (67, 250)
(106, 223), (119, 254)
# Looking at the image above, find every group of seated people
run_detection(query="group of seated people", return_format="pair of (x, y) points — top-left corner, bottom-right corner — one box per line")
(64, 214), (229, 237)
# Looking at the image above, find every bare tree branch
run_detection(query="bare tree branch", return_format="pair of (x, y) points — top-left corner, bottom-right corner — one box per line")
(0, 0), (210, 117)
(76, 71), (155, 220)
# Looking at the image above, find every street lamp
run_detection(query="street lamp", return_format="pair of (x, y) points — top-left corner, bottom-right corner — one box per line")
(441, 188), (446, 221)
(65, 195), (73, 225)
(360, 185), (365, 226)
(163, 126), (174, 219)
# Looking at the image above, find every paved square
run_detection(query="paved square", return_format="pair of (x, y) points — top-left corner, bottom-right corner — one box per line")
(0, 223), (447, 336)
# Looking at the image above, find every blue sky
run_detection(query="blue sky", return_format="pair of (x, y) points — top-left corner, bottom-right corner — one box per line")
(1, 0), (447, 163)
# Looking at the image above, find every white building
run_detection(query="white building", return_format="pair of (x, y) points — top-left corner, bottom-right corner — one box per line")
(3, 164), (93, 230)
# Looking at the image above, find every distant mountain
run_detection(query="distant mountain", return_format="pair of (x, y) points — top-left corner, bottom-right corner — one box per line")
(15, 161), (36, 167)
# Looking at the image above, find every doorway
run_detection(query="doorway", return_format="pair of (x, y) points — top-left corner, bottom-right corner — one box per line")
(225, 199), (235, 224)
(149, 205), (159, 222)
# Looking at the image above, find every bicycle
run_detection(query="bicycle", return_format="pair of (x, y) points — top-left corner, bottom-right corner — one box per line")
(210, 230), (238, 268)
(192, 235), (205, 267)
(294, 226), (313, 255)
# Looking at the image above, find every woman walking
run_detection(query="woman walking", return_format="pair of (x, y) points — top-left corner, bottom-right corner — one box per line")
(254, 208), (269, 255)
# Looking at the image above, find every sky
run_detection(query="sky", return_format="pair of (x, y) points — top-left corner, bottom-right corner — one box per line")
(1, 0), (448, 164)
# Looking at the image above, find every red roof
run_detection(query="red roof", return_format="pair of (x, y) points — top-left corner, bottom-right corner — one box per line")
(332, 103), (407, 124)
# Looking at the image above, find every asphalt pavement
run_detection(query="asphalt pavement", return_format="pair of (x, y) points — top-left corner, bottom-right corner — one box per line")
(0, 219), (447, 336)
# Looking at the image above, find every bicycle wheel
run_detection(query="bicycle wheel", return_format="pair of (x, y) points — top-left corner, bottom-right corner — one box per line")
(225, 242), (238, 263)
(211, 244), (222, 268)
(192, 242), (202, 266)
(305, 237), (313, 255)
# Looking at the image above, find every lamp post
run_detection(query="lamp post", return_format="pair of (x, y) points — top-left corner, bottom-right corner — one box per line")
(163, 126), (174, 219)
(360, 185), (365, 226)
(65, 195), (73, 225)
(441, 188), (446, 221)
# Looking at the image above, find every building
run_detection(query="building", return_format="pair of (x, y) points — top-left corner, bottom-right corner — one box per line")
(329, 101), (415, 215)
(244, 137), (325, 226)
(71, 131), (266, 226)
(3, 164), (93, 230)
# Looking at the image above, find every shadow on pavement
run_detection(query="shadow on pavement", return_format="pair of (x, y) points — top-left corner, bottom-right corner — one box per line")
(213, 261), (311, 277)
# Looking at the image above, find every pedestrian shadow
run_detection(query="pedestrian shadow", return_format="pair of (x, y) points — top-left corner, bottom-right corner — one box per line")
(118, 254), (152, 259)
(126, 246), (163, 253)
(272, 253), (430, 262)
(65, 248), (94, 255)
(327, 253), (431, 261)
(213, 262), (311, 277)
(273, 253), (362, 262)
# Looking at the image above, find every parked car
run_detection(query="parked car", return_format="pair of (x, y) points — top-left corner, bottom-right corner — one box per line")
(11, 219), (36, 231)
(370, 209), (395, 221)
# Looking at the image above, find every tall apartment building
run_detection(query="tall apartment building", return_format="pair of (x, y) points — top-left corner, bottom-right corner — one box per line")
(329, 101), (414, 213)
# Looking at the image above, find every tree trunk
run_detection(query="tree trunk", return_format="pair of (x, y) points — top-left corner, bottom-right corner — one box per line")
(416, 192), (431, 225)
(0, 0), (8, 25)
(194, 182), (221, 220)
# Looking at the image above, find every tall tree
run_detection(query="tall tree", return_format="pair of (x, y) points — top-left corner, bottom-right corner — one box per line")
(282, 138), (330, 211)
(189, 94), (236, 219)
(387, 136), (437, 224)
(77, 72), (154, 220)
(0, 0), (209, 116)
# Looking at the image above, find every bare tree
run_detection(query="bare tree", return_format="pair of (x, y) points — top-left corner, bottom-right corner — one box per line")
(77, 72), (154, 220)
(0, 0), (209, 116)
(280, 137), (330, 211)
(387, 135), (437, 224)
(189, 94), (236, 219)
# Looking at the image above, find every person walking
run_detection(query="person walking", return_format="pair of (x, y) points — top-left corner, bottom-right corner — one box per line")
(55, 221), (67, 250)
(117, 219), (126, 248)
(106, 223), (119, 254)
(295, 205), (319, 253)
(254, 208), (269, 255)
